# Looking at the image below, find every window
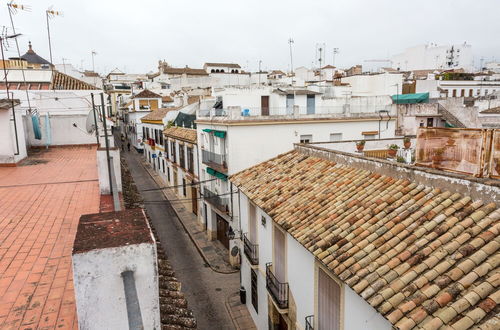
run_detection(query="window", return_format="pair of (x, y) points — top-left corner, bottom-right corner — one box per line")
(167, 166), (171, 182)
(165, 139), (169, 159)
(179, 144), (186, 169)
(251, 269), (258, 313)
(159, 131), (164, 146)
(182, 178), (186, 196)
(162, 159), (165, 173)
(469, 89), (473, 97)
(300, 135), (312, 144)
(452, 89), (457, 97)
(330, 133), (342, 142)
(142, 126), (146, 140)
(187, 147), (194, 174)
(155, 129), (159, 144)
(460, 89), (465, 97)
(427, 118), (434, 127)
(171, 141), (176, 163)
(318, 268), (341, 330)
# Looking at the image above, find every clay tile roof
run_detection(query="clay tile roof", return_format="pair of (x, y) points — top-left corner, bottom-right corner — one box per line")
(231, 150), (500, 329)
(204, 62), (241, 68)
(187, 96), (201, 105)
(163, 127), (197, 144)
(480, 106), (500, 114)
(140, 107), (179, 122)
(162, 95), (173, 102)
(0, 98), (21, 110)
(52, 70), (99, 90)
(162, 67), (208, 76)
(132, 89), (162, 99)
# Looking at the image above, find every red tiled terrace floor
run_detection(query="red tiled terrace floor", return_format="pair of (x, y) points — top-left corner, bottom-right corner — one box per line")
(0, 146), (100, 329)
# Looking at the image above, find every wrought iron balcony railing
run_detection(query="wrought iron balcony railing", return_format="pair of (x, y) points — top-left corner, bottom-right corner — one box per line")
(243, 233), (258, 265)
(265, 263), (288, 309)
(203, 187), (229, 214)
(202, 150), (228, 173)
(305, 315), (314, 330)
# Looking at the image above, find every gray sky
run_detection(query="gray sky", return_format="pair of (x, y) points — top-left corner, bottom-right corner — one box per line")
(1, 0), (499, 74)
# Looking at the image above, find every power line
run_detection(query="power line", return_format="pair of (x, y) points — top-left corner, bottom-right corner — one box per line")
(139, 178), (217, 192)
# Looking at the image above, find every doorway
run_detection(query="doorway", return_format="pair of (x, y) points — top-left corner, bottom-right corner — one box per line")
(286, 94), (294, 114)
(307, 95), (315, 114)
(261, 95), (269, 116)
(191, 186), (198, 215)
(216, 214), (229, 249)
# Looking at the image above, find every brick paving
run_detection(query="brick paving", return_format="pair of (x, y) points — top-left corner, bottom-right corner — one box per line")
(0, 146), (100, 330)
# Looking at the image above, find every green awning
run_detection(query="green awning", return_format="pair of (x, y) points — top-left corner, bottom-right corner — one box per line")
(391, 92), (429, 104)
(445, 121), (455, 128)
(214, 131), (226, 138)
(202, 128), (226, 138)
(206, 167), (228, 181)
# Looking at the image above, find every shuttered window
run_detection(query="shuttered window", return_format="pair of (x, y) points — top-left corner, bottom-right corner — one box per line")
(273, 227), (286, 283)
(318, 268), (341, 330)
(249, 203), (257, 243)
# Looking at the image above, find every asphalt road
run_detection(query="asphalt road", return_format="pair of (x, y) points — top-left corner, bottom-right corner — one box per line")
(123, 149), (239, 330)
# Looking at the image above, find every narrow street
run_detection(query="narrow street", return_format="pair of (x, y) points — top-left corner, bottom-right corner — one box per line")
(122, 149), (240, 330)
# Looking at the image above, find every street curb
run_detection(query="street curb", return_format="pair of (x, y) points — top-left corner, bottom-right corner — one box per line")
(138, 157), (238, 275)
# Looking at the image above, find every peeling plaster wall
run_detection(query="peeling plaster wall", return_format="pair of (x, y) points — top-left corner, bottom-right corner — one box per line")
(296, 145), (500, 205)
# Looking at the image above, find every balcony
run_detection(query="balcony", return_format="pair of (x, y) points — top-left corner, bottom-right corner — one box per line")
(305, 315), (314, 330)
(202, 150), (228, 174)
(203, 187), (230, 214)
(243, 233), (259, 265)
(266, 263), (288, 310)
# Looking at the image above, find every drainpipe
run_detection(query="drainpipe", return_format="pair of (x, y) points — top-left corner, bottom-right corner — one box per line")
(121, 271), (143, 329)
(10, 92), (20, 155)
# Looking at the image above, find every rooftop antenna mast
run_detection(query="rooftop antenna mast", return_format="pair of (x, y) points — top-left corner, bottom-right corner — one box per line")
(61, 57), (68, 73)
(333, 47), (339, 67)
(288, 38), (294, 78)
(91, 50), (98, 87)
(7, 1), (33, 114)
(46, 6), (63, 89)
(316, 43), (325, 68)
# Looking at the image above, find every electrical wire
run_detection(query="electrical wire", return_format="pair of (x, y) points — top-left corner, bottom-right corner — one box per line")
(139, 178), (217, 191)
(142, 191), (236, 204)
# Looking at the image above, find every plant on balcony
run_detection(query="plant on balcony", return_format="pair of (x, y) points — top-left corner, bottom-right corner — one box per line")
(387, 144), (399, 157)
(403, 137), (411, 149)
(356, 140), (366, 152)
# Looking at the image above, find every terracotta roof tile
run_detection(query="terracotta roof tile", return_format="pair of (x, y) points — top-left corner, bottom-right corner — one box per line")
(163, 127), (197, 144)
(230, 150), (500, 329)
(140, 107), (179, 122)
(132, 89), (162, 99)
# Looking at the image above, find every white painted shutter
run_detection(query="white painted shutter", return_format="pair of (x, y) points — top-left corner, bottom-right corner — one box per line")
(318, 268), (341, 330)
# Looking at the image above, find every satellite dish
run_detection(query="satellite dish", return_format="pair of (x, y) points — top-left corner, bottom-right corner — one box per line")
(85, 110), (96, 134)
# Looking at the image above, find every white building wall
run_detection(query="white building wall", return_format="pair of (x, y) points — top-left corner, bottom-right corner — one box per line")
(286, 236), (315, 329)
(344, 286), (392, 330)
(224, 120), (396, 174)
(342, 73), (404, 97)
(0, 107), (27, 164)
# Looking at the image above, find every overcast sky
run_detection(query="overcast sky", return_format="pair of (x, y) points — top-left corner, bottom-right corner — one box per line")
(1, 0), (499, 74)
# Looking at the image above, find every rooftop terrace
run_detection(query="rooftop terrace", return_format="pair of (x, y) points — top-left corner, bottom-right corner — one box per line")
(0, 146), (100, 329)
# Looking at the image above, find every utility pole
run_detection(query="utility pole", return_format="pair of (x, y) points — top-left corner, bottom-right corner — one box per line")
(46, 7), (62, 89)
(288, 38), (294, 76)
(100, 93), (114, 197)
(90, 93), (100, 145)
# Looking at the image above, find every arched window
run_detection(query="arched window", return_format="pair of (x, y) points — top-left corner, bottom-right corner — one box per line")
(231, 69), (235, 73)
(211, 69), (215, 73)
(215, 69), (220, 73)
(235, 70), (238, 73)
(221, 69), (225, 73)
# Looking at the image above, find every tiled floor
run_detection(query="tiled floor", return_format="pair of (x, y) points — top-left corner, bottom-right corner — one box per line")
(0, 146), (100, 329)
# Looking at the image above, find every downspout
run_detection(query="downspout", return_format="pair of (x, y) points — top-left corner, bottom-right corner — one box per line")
(45, 113), (51, 149)
(10, 93), (20, 155)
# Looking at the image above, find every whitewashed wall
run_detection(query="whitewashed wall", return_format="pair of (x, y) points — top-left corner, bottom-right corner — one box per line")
(344, 286), (392, 330)
(0, 107), (27, 164)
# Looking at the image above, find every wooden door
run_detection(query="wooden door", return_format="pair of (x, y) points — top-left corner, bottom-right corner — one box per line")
(318, 268), (341, 330)
(261, 96), (269, 116)
(191, 186), (198, 215)
(217, 215), (229, 249)
(273, 227), (286, 282)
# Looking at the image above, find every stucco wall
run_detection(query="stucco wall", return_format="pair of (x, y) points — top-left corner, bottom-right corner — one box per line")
(344, 286), (392, 329)
(72, 242), (160, 330)
(0, 108), (27, 164)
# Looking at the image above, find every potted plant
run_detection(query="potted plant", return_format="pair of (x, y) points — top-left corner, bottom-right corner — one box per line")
(356, 140), (366, 152)
(387, 144), (399, 157)
(403, 137), (411, 149)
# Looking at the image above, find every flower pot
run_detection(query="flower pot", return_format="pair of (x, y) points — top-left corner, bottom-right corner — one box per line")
(404, 141), (411, 149)
(356, 145), (364, 152)
(388, 149), (397, 157)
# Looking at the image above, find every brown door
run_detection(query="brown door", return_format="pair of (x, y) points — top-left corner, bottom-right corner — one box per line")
(191, 186), (198, 215)
(278, 313), (288, 330)
(261, 96), (269, 116)
(216, 215), (229, 249)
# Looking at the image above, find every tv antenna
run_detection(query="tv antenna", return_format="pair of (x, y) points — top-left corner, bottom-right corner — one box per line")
(333, 48), (339, 67)
(288, 38), (294, 75)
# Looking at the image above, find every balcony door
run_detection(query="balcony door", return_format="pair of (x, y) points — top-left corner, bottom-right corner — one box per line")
(307, 95), (315, 114)
(318, 268), (341, 330)
(286, 94), (294, 114)
(261, 96), (269, 116)
(273, 226), (286, 283)
(216, 214), (230, 249)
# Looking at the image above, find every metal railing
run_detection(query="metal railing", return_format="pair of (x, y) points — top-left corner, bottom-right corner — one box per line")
(305, 315), (314, 330)
(243, 233), (258, 265)
(265, 263), (288, 309)
(203, 187), (229, 213)
(202, 150), (228, 171)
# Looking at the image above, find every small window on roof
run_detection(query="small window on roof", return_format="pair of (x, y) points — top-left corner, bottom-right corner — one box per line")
(300, 134), (312, 143)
